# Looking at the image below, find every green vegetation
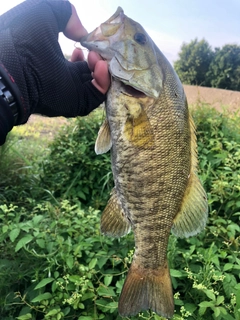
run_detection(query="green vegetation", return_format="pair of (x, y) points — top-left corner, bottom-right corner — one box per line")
(0, 106), (239, 320)
(174, 39), (240, 91)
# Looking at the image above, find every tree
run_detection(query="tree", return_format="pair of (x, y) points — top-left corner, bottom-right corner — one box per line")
(207, 44), (240, 91)
(174, 38), (214, 86)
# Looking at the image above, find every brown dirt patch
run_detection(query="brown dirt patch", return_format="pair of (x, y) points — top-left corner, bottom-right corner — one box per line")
(27, 86), (240, 138)
(184, 85), (240, 113)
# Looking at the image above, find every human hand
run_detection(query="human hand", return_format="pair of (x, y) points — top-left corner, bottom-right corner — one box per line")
(64, 5), (88, 40)
(70, 48), (110, 95)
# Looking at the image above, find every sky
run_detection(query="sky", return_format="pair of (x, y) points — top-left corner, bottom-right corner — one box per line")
(1, 0), (239, 64)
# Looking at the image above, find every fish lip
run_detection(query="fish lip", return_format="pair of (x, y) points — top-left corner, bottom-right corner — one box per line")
(80, 7), (124, 45)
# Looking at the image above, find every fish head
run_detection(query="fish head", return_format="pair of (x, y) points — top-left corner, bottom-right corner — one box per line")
(80, 7), (163, 99)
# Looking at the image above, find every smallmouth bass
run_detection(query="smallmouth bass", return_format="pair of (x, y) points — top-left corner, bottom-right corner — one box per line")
(81, 7), (208, 319)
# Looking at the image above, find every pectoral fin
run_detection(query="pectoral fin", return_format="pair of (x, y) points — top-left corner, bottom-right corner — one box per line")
(172, 114), (208, 238)
(123, 106), (154, 148)
(95, 119), (112, 154)
(101, 188), (131, 237)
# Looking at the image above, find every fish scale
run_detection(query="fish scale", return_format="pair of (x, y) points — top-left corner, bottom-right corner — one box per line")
(81, 6), (208, 318)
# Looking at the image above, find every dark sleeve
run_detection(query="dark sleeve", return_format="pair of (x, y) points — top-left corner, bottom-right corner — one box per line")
(0, 96), (14, 145)
(0, 0), (106, 124)
(0, 0), (72, 32)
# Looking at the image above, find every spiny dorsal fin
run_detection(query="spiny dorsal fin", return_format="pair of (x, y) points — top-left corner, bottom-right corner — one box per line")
(172, 113), (208, 238)
(101, 188), (131, 237)
(95, 118), (112, 155)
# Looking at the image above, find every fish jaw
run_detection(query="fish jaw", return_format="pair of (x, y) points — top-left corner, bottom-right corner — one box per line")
(80, 7), (164, 99)
(80, 7), (125, 61)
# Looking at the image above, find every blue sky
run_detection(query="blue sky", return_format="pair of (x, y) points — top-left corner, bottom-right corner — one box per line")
(1, 0), (240, 64)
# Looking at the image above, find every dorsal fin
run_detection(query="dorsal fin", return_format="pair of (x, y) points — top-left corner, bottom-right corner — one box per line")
(172, 114), (208, 238)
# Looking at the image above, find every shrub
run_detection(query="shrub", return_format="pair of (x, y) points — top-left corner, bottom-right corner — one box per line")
(40, 111), (113, 210)
(0, 105), (239, 320)
(0, 200), (134, 320)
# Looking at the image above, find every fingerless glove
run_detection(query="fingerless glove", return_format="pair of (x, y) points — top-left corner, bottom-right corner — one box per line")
(0, 0), (106, 126)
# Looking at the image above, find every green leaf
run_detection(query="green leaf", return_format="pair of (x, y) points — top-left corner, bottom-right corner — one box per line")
(199, 301), (215, 308)
(78, 190), (86, 200)
(203, 289), (216, 301)
(36, 239), (45, 249)
(34, 278), (54, 290)
(214, 307), (221, 318)
(66, 256), (74, 269)
(216, 295), (224, 305)
(81, 292), (95, 301)
(236, 289), (240, 309)
(97, 285), (116, 297)
(16, 314), (33, 320)
(31, 292), (52, 303)
(15, 235), (33, 252)
(185, 303), (197, 313)
(106, 301), (118, 312)
(223, 273), (237, 297)
(89, 257), (97, 269)
(170, 269), (184, 277)
(2, 225), (8, 233)
(97, 257), (108, 269)
(199, 306), (207, 316)
(45, 308), (60, 317)
(104, 275), (113, 287)
(32, 215), (44, 225)
(224, 263), (233, 271)
(68, 275), (80, 283)
(9, 228), (21, 242)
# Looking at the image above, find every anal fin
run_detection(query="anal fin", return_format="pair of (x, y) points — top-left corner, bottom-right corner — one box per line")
(101, 188), (131, 237)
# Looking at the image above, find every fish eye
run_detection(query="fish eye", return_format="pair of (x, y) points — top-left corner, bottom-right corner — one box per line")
(134, 32), (147, 45)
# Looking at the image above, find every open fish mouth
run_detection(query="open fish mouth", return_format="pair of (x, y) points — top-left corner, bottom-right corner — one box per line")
(80, 7), (163, 99)
(121, 84), (147, 98)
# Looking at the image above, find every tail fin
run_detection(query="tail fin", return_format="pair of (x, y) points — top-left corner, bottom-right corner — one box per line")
(118, 260), (174, 318)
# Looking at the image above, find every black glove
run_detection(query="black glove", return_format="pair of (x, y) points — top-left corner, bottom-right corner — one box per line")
(0, 0), (106, 125)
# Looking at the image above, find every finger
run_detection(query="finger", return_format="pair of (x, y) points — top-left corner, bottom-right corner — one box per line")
(92, 60), (110, 94)
(88, 51), (103, 71)
(70, 48), (85, 62)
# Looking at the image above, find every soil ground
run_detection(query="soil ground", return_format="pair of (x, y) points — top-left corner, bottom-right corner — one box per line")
(183, 85), (240, 113)
(24, 85), (240, 140)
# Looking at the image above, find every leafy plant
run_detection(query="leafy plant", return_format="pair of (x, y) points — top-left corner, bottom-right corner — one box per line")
(40, 110), (113, 209)
(0, 104), (239, 319)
